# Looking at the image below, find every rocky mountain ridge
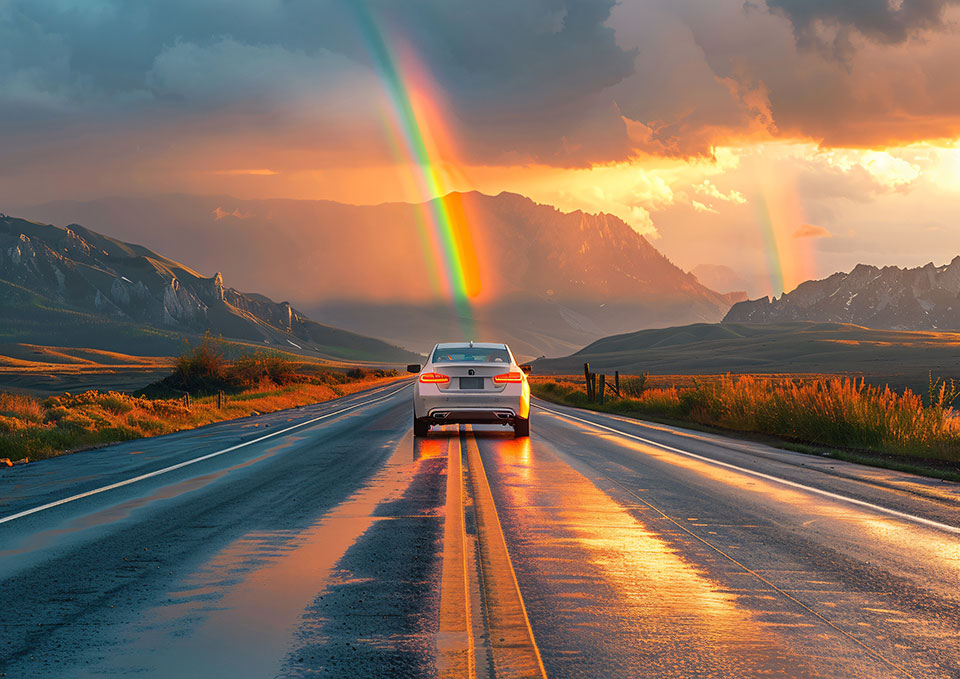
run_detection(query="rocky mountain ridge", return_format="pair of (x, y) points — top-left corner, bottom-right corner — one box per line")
(723, 258), (960, 330)
(469, 191), (731, 305)
(0, 213), (418, 361)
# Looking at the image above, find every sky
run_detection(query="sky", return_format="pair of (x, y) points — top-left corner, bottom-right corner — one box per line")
(1, 0), (959, 298)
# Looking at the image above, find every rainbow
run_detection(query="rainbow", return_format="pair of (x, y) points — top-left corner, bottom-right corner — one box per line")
(754, 194), (785, 297)
(351, 6), (480, 339)
(755, 177), (816, 298)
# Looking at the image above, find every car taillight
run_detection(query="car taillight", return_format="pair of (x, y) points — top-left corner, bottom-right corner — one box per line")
(493, 372), (524, 384)
(419, 372), (450, 384)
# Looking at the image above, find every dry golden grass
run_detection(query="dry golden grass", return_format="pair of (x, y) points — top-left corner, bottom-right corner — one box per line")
(0, 344), (175, 375)
(533, 374), (960, 462)
(0, 372), (405, 462)
(530, 373), (844, 391)
(0, 392), (44, 424)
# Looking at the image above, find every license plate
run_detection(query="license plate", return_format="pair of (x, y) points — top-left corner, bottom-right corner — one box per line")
(459, 377), (484, 390)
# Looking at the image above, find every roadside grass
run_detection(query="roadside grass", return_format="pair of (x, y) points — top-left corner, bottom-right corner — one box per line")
(0, 341), (403, 462)
(532, 374), (960, 465)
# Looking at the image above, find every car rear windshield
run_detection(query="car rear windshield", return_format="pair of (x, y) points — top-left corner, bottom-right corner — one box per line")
(432, 347), (510, 364)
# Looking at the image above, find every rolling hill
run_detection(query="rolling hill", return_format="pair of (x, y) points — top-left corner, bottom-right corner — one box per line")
(0, 213), (419, 363)
(531, 321), (960, 393)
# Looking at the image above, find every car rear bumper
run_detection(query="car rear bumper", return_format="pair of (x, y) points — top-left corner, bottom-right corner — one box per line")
(414, 385), (530, 421)
(424, 407), (519, 424)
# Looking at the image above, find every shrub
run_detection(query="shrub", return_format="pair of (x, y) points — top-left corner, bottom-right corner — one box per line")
(0, 415), (23, 433)
(179, 337), (226, 378)
(57, 411), (96, 432)
(158, 335), (232, 394)
(678, 383), (716, 419)
(620, 373), (649, 398)
(928, 372), (960, 409)
(233, 352), (297, 386)
(99, 393), (135, 415)
(325, 371), (350, 385)
(0, 393), (43, 422)
(346, 367), (367, 379)
(44, 406), (71, 422)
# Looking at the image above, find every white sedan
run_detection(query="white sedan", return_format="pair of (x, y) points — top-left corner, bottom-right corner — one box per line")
(408, 342), (531, 437)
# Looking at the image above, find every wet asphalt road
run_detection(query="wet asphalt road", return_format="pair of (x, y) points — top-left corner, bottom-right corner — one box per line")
(1, 382), (959, 678)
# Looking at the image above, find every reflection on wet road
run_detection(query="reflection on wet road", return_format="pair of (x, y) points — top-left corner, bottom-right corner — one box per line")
(1, 386), (959, 678)
(81, 430), (437, 678)
(476, 433), (818, 678)
(501, 403), (960, 678)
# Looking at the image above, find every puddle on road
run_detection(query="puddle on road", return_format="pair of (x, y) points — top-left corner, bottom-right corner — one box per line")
(76, 430), (431, 679)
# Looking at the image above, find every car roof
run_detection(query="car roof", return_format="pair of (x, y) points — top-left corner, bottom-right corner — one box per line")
(434, 342), (508, 350)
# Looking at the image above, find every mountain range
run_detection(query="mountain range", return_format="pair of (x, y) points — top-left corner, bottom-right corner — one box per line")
(0, 213), (418, 362)
(724, 259), (960, 330)
(7, 194), (960, 374)
(20, 192), (736, 356)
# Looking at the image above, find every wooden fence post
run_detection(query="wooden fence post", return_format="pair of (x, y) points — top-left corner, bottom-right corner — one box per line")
(584, 362), (593, 401)
(615, 371), (620, 396)
(599, 374), (606, 405)
(217, 391), (223, 409)
(184, 393), (190, 408)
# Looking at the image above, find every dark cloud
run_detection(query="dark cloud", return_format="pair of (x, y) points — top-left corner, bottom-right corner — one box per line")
(377, 0), (637, 164)
(378, 1), (634, 108)
(767, 0), (960, 59)
(0, 0), (635, 165)
(5, 0), (634, 106)
(666, 0), (960, 150)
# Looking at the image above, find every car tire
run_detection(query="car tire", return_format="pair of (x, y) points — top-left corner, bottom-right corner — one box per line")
(514, 417), (530, 438)
(413, 416), (430, 437)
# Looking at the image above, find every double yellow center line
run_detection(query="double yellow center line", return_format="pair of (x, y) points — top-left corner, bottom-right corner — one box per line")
(438, 427), (547, 679)
(438, 430), (473, 677)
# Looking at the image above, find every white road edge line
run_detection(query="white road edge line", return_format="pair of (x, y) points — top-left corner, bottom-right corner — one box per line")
(534, 402), (960, 535)
(0, 382), (412, 526)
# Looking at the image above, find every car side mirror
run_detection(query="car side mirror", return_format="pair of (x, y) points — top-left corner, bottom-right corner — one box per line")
(407, 364), (422, 374)
(520, 364), (532, 374)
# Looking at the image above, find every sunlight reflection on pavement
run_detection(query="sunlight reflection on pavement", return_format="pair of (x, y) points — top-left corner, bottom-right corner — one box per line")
(73, 430), (441, 679)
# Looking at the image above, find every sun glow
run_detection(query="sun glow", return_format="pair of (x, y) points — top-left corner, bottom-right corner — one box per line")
(183, 132), (960, 305)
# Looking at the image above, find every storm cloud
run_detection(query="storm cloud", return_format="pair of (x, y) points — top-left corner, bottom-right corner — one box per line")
(0, 0), (636, 164)
(768, 0), (960, 45)
(1, 0), (959, 197)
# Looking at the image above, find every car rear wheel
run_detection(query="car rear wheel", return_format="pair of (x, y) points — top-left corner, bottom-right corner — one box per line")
(413, 416), (430, 437)
(514, 417), (530, 438)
